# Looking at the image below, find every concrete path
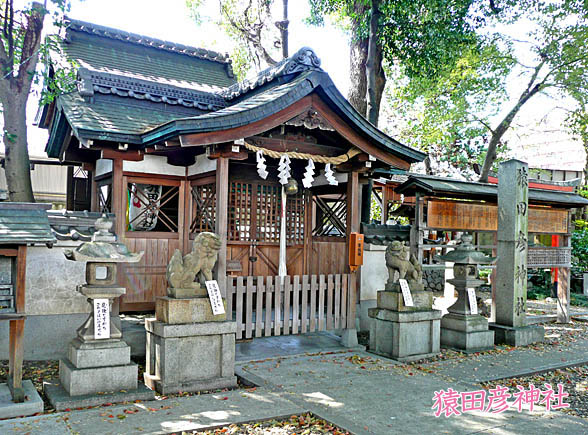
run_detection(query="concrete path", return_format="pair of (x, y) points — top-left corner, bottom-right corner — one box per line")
(0, 333), (587, 434)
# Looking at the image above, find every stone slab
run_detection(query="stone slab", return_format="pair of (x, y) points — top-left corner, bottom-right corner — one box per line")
(145, 318), (237, 338)
(156, 296), (227, 324)
(490, 323), (545, 346)
(44, 380), (154, 411)
(59, 358), (138, 396)
(440, 327), (495, 352)
(68, 338), (130, 368)
(0, 381), (43, 419)
(144, 373), (237, 395)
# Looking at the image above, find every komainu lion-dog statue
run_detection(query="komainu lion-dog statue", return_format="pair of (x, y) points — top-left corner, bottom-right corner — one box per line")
(166, 232), (222, 297)
(385, 241), (422, 287)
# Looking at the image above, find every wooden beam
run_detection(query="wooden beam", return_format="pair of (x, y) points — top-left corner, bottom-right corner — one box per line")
(100, 148), (144, 162)
(215, 157), (229, 297)
(247, 136), (342, 156)
(310, 95), (411, 170)
(179, 96), (313, 147)
(15, 245), (26, 313)
(207, 143), (249, 160)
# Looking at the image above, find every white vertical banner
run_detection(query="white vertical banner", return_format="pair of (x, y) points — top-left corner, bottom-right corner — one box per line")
(398, 279), (414, 307)
(93, 298), (110, 339)
(205, 280), (226, 315)
(467, 288), (478, 315)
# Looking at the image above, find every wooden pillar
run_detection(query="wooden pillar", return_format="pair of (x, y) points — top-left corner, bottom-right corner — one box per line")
(345, 171), (360, 331)
(215, 157), (229, 297)
(557, 231), (571, 323)
(303, 191), (312, 275)
(8, 245), (27, 402)
(111, 159), (124, 316)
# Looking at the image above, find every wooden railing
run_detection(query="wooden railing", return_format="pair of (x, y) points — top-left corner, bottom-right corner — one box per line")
(226, 274), (352, 339)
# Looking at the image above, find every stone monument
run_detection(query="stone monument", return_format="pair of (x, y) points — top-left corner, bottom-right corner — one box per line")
(368, 241), (442, 361)
(438, 234), (495, 352)
(50, 217), (147, 403)
(490, 159), (545, 346)
(144, 232), (237, 394)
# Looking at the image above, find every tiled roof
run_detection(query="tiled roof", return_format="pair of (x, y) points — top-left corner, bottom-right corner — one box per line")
(62, 20), (236, 92)
(0, 203), (55, 245)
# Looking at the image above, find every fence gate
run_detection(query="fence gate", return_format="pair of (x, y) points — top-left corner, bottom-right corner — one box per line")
(226, 274), (351, 339)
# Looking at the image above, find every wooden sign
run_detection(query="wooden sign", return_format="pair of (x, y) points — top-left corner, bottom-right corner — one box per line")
(427, 200), (568, 234)
(467, 288), (478, 315)
(93, 299), (110, 339)
(205, 280), (225, 315)
(398, 279), (414, 307)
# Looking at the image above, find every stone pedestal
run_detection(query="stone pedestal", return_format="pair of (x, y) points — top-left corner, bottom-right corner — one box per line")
(441, 313), (494, 352)
(144, 319), (237, 394)
(369, 308), (441, 362)
(60, 338), (138, 396)
(368, 282), (441, 362)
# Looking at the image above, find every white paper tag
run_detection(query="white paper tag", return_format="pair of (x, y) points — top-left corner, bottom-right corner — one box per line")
(467, 288), (478, 315)
(398, 279), (414, 307)
(205, 280), (226, 315)
(93, 298), (110, 339)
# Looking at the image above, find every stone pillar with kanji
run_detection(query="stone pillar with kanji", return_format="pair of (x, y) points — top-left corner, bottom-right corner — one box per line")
(490, 159), (544, 346)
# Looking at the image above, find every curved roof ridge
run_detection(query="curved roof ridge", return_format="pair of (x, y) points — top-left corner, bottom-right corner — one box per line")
(221, 46), (322, 100)
(65, 17), (233, 70)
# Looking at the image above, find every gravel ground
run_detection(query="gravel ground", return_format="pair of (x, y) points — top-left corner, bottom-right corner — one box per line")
(482, 365), (588, 419)
(190, 413), (349, 434)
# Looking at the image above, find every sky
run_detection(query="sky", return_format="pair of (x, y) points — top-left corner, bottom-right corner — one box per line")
(14, 0), (586, 169)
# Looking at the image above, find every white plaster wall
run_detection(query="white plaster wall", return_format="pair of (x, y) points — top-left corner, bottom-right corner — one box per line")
(95, 159), (113, 177)
(360, 244), (387, 301)
(25, 243), (89, 315)
(187, 153), (216, 176)
(123, 155), (185, 177)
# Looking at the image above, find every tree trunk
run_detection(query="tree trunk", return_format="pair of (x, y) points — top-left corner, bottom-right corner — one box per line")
(2, 94), (34, 202)
(279, 0), (289, 59)
(366, 0), (380, 126)
(479, 62), (546, 183)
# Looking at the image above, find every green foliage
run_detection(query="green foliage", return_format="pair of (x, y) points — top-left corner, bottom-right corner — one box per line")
(572, 229), (588, 272)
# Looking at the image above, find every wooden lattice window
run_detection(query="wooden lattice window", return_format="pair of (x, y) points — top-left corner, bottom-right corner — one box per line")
(229, 182), (253, 241)
(190, 182), (216, 234)
(127, 180), (180, 233)
(313, 193), (347, 237)
(229, 181), (304, 244)
(96, 179), (112, 214)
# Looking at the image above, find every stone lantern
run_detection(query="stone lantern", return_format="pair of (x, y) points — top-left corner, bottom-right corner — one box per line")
(58, 217), (144, 397)
(437, 233), (495, 352)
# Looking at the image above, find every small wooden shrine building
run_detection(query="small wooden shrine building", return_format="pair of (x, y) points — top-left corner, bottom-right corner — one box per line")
(39, 19), (425, 337)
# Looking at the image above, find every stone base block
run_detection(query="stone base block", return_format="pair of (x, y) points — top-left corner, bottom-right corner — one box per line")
(368, 308), (441, 361)
(340, 329), (358, 347)
(44, 380), (154, 411)
(156, 296), (227, 324)
(68, 338), (130, 368)
(59, 358), (138, 396)
(0, 381), (43, 419)
(489, 323), (545, 347)
(377, 289), (433, 311)
(441, 328), (495, 352)
(145, 319), (237, 395)
(166, 287), (208, 299)
(441, 313), (495, 352)
(144, 374), (237, 395)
